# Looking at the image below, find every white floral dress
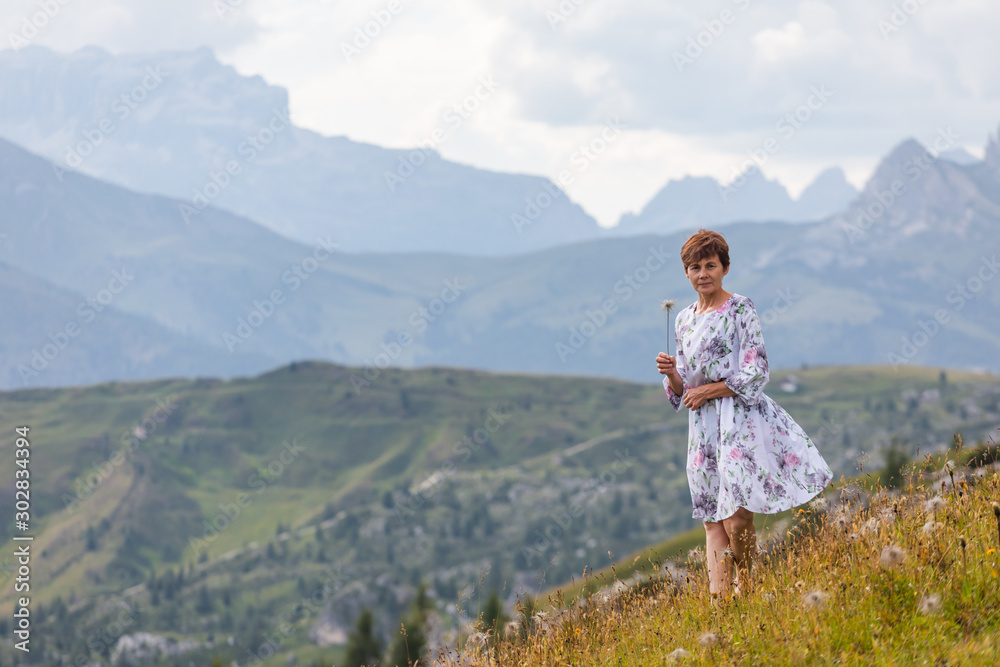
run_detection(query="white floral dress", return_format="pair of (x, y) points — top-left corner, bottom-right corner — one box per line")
(663, 293), (833, 522)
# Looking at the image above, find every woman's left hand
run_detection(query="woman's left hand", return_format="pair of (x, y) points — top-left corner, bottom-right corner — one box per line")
(682, 385), (714, 410)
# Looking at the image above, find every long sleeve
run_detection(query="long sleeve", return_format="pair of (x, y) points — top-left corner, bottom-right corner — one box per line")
(663, 317), (687, 413)
(723, 297), (769, 410)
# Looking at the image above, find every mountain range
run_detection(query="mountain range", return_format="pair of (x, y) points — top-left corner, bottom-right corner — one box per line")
(1, 45), (999, 389)
(1, 126), (999, 390)
(0, 45), (897, 253)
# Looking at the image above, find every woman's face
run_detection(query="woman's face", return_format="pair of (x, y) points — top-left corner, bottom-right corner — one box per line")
(685, 253), (729, 297)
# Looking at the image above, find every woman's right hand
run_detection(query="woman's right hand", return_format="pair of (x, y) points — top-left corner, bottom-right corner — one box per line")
(656, 352), (677, 377)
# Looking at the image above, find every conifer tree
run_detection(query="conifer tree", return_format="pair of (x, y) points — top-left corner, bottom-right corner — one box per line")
(345, 608), (383, 666)
(386, 582), (431, 666)
(479, 589), (508, 637)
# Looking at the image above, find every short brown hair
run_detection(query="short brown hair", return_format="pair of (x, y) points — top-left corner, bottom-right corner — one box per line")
(680, 228), (730, 271)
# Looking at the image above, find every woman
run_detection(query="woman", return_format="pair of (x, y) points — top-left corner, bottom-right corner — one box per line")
(656, 229), (832, 599)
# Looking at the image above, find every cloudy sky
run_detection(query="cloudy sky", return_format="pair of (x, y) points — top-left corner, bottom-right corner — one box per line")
(5, 0), (1000, 226)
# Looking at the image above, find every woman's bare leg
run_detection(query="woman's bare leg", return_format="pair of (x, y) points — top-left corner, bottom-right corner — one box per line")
(721, 507), (756, 593)
(703, 521), (732, 597)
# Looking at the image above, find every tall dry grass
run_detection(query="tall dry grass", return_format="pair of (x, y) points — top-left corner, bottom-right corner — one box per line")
(434, 443), (1000, 665)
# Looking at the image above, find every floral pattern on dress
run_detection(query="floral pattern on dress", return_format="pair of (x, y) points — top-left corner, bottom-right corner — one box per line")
(662, 293), (833, 522)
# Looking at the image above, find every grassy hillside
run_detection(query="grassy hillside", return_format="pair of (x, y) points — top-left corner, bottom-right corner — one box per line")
(454, 446), (1000, 665)
(0, 362), (996, 665)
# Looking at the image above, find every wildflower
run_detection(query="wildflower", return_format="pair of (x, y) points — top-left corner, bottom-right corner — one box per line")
(698, 632), (720, 648)
(918, 593), (941, 615)
(667, 647), (691, 662)
(923, 496), (947, 515)
(921, 520), (944, 536)
(879, 544), (907, 570)
(802, 590), (828, 610)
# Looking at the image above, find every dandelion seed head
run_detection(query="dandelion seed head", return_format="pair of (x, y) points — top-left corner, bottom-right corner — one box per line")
(834, 513), (851, 529)
(504, 620), (519, 637)
(923, 496), (947, 515)
(918, 593), (942, 615)
(667, 647), (691, 661)
(698, 631), (720, 647)
(661, 298), (678, 312)
(687, 548), (703, 561)
(921, 520), (944, 536)
(944, 460), (956, 473)
(809, 497), (828, 512)
(860, 518), (880, 536)
(802, 590), (828, 610)
(879, 544), (907, 569)
(467, 632), (489, 649)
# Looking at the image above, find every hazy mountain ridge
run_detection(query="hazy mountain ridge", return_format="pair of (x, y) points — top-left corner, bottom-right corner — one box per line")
(0, 45), (602, 256)
(2, 127), (1000, 389)
(1, 44), (888, 255)
(616, 166), (859, 236)
(0, 256), (277, 388)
